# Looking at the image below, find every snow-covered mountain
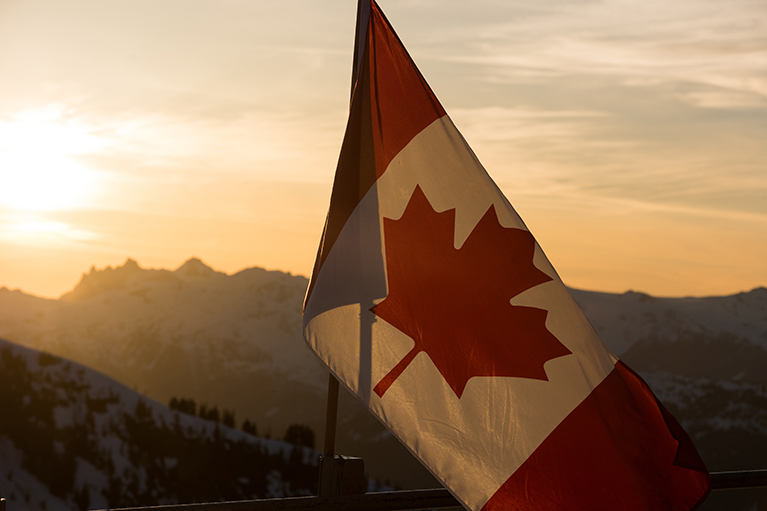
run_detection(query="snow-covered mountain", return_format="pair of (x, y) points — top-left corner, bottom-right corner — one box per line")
(0, 336), (320, 511)
(0, 259), (430, 489)
(571, 288), (767, 385)
(0, 258), (326, 435)
(0, 258), (765, 503)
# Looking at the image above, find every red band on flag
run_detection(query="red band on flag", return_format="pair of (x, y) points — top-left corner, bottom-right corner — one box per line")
(367, 1), (446, 176)
(482, 361), (711, 511)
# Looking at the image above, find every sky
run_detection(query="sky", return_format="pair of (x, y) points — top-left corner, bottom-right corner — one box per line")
(0, 0), (765, 299)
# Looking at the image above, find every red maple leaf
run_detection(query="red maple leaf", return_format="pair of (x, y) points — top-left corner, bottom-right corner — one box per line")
(372, 186), (571, 398)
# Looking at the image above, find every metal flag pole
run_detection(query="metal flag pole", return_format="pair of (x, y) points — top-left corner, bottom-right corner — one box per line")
(321, 0), (365, 463)
(322, 372), (340, 458)
(350, 0), (369, 102)
(318, 0), (369, 498)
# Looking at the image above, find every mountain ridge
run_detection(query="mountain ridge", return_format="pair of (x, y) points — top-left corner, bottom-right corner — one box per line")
(1, 257), (765, 498)
(6, 256), (763, 302)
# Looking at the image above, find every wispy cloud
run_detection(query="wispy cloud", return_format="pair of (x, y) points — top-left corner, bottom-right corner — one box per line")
(407, 0), (766, 108)
(449, 102), (767, 220)
(0, 218), (101, 246)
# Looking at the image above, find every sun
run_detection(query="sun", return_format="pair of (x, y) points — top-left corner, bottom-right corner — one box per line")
(0, 108), (102, 212)
(0, 153), (96, 211)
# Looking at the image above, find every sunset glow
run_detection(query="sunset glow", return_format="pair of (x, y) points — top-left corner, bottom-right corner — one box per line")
(0, 0), (764, 299)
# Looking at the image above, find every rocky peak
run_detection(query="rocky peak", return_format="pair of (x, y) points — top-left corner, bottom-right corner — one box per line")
(173, 257), (222, 279)
(60, 259), (144, 302)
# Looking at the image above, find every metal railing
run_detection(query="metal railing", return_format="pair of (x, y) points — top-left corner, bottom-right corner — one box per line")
(0, 469), (764, 511)
(62, 469), (765, 511)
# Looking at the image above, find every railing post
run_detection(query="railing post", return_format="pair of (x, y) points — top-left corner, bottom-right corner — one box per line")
(319, 455), (367, 497)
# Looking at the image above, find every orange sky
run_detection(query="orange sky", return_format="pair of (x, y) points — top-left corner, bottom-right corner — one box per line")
(0, 0), (765, 299)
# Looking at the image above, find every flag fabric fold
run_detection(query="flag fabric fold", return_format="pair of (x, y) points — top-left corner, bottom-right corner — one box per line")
(303, 1), (711, 509)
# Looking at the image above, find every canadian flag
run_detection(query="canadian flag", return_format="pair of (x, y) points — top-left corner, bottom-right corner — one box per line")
(303, 1), (711, 510)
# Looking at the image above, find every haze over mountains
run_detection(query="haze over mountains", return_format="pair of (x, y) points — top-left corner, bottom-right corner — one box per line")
(0, 258), (765, 509)
(571, 287), (767, 385)
(0, 258), (424, 488)
(0, 258), (330, 438)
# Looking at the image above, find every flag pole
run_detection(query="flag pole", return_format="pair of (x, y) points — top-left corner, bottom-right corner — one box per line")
(322, 373), (340, 457)
(320, 0), (366, 464)
(350, 0), (366, 102)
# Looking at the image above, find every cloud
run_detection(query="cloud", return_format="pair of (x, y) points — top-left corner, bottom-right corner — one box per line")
(413, 0), (767, 110)
(680, 88), (767, 110)
(448, 101), (767, 222)
(0, 218), (101, 246)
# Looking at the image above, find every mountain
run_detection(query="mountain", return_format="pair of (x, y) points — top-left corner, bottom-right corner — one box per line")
(0, 259), (765, 507)
(0, 258), (433, 489)
(0, 336), (321, 510)
(0, 258), (324, 430)
(571, 288), (767, 385)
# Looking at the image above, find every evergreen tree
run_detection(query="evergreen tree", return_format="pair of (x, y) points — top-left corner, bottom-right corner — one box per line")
(283, 424), (315, 449)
